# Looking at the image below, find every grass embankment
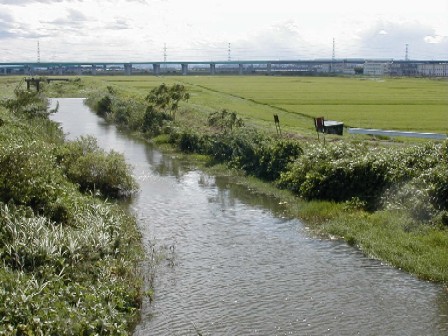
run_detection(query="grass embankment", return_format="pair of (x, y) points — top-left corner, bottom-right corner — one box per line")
(11, 75), (448, 284)
(0, 79), (143, 334)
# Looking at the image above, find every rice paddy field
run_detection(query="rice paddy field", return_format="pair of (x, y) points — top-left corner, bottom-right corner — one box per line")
(82, 75), (448, 136)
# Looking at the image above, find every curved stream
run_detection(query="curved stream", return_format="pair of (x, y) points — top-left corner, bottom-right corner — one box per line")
(51, 98), (448, 336)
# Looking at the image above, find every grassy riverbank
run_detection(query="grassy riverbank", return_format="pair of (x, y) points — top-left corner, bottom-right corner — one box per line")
(3, 75), (448, 287)
(0, 79), (144, 334)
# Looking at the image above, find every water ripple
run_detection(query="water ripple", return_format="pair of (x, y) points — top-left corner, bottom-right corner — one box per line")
(50, 99), (448, 336)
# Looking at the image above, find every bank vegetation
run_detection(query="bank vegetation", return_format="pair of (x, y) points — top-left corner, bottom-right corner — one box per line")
(0, 80), (143, 334)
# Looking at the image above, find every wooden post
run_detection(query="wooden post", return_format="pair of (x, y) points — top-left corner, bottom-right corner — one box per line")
(274, 114), (281, 136)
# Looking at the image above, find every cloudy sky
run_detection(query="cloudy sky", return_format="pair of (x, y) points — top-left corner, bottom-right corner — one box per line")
(0, 0), (447, 62)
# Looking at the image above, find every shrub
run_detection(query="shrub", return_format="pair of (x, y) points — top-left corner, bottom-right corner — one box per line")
(95, 95), (113, 118)
(0, 140), (78, 222)
(55, 136), (137, 198)
(208, 109), (244, 133)
(145, 83), (189, 120)
(66, 149), (137, 198)
(0, 202), (142, 334)
(1, 83), (58, 119)
(256, 139), (303, 181)
(142, 105), (172, 136)
(428, 163), (448, 211)
(278, 141), (445, 213)
(177, 130), (203, 153)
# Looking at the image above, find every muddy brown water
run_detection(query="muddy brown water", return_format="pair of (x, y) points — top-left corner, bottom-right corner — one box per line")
(51, 98), (448, 336)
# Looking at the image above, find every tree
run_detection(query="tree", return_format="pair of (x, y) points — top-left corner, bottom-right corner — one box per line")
(208, 109), (244, 133)
(354, 66), (364, 75)
(1, 80), (58, 118)
(145, 83), (189, 120)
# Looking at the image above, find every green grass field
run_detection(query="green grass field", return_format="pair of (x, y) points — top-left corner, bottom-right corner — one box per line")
(84, 76), (448, 135)
(1, 75), (447, 136)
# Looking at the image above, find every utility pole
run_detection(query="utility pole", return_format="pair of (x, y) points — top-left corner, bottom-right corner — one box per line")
(228, 43), (231, 61)
(405, 44), (409, 61)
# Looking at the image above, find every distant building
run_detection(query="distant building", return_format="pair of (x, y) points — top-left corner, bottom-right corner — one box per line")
(418, 63), (448, 77)
(363, 61), (392, 76)
(390, 62), (418, 76)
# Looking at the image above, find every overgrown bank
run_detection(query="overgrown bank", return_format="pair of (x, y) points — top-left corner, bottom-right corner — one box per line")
(84, 80), (448, 283)
(0, 81), (143, 334)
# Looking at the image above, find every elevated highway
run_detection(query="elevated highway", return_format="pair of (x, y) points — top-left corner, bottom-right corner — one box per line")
(0, 59), (446, 76)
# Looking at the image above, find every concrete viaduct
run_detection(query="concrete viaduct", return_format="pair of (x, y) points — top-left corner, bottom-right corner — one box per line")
(0, 59), (446, 76)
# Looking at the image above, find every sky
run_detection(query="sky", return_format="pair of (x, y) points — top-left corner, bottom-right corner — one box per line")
(0, 0), (447, 62)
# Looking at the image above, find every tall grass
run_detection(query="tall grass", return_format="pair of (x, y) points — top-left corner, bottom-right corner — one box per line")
(0, 80), (144, 334)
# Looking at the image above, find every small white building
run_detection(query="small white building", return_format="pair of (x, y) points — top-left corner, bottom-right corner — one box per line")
(363, 61), (392, 76)
(418, 63), (448, 77)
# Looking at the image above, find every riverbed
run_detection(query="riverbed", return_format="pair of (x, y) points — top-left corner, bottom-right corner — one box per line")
(51, 98), (448, 336)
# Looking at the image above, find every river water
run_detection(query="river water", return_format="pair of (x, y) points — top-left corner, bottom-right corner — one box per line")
(51, 98), (448, 336)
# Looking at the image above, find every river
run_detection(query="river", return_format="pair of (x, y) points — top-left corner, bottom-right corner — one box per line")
(51, 98), (448, 336)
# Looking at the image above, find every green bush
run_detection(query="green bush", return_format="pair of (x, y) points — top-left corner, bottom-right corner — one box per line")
(278, 142), (442, 210)
(256, 139), (303, 181)
(55, 136), (137, 198)
(1, 84), (143, 334)
(113, 98), (146, 131)
(0, 140), (79, 223)
(169, 127), (302, 182)
(208, 109), (244, 133)
(142, 105), (172, 136)
(428, 163), (448, 211)
(0, 202), (142, 334)
(95, 95), (113, 118)
(1, 83), (58, 119)
(67, 150), (137, 198)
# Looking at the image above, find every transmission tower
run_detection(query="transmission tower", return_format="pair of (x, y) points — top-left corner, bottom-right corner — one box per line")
(330, 38), (335, 72)
(405, 44), (409, 61)
(332, 38), (336, 61)
(37, 40), (41, 63)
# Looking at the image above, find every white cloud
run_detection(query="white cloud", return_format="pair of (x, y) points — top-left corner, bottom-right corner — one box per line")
(353, 20), (448, 59)
(424, 35), (446, 44)
(0, 0), (447, 61)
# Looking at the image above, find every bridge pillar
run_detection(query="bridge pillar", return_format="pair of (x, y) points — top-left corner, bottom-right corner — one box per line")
(91, 65), (97, 75)
(124, 63), (132, 76)
(267, 62), (272, 74)
(210, 63), (216, 75)
(181, 63), (188, 75)
(58, 65), (63, 75)
(76, 66), (82, 75)
(103, 64), (107, 72)
(239, 64), (244, 75)
(153, 64), (160, 76)
(25, 65), (34, 76)
(2, 68), (6, 75)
